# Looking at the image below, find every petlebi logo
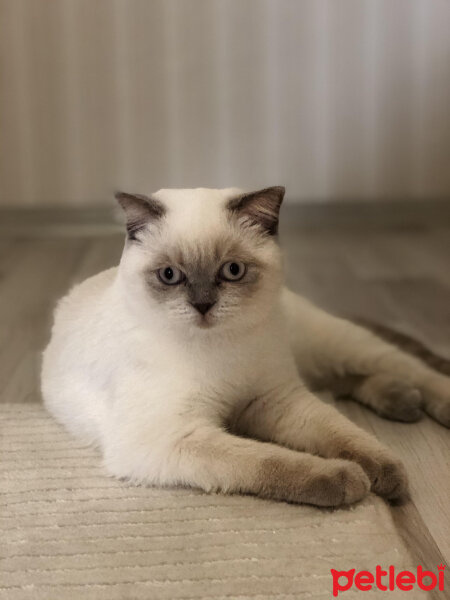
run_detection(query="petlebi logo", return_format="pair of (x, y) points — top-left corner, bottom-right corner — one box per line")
(330, 564), (445, 596)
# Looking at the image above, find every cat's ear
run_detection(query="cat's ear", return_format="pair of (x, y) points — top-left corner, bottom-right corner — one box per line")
(115, 192), (165, 241)
(228, 186), (285, 236)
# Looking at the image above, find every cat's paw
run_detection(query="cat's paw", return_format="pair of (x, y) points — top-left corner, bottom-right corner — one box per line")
(421, 377), (450, 428)
(377, 384), (423, 423)
(363, 375), (424, 422)
(340, 449), (409, 502)
(365, 372), (450, 428)
(432, 401), (450, 428)
(301, 460), (370, 507)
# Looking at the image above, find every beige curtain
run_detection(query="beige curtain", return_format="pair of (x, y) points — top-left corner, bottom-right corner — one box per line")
(1, 0), (449, 207)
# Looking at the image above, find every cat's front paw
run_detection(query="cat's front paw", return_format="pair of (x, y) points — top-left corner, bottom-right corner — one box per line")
(301, 460), (370, 507)
(259, 456), (370, 507)
(340, 449), (409, 503)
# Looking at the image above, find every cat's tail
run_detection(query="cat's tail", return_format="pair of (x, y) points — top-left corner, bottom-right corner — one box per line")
(354, 318), (450, 377)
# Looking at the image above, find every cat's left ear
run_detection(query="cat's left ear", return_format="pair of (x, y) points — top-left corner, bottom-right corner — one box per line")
(228, 186), (285, 236)
(115, 192), (166, 241)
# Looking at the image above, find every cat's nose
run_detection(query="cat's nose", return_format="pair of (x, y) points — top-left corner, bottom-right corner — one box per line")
(191, 302), (215, 315)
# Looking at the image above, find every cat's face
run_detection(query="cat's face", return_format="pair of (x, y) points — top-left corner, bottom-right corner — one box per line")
(117, 187), (285, 335)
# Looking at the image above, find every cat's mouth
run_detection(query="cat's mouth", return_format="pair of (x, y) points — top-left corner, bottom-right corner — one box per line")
(190, 302), (217, 328)
(196, 314), (215, 329)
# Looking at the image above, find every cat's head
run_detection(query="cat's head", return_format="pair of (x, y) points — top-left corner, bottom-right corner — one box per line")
(116, 187), (285, 336)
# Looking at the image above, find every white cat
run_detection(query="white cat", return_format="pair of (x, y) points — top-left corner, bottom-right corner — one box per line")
(42, 187), (450, 507)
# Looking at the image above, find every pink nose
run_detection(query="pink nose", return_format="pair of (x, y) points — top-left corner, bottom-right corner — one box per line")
(191, 302), (215, 315)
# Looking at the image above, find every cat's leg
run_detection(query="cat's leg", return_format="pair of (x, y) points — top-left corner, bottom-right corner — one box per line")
(283, 288), (450, 427)
(232, 385), (409, 502)
(103, 420), (369, 507)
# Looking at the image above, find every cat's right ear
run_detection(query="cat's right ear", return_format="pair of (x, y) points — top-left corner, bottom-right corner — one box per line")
(115, 192), (166, 241)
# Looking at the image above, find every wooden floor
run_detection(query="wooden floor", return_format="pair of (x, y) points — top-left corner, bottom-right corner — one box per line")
(0, 208), (449, 571)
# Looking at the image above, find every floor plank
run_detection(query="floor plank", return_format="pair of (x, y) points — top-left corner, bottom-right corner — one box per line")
(0, 238), (87, 402)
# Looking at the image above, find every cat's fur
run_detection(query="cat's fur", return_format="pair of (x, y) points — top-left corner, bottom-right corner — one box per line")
(41, 187), (450, 507)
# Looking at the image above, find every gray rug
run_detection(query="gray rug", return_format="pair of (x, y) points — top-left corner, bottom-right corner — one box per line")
(0, 404), (420, 599)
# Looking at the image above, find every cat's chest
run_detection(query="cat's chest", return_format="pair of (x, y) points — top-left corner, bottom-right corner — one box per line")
(172, 339), (264, 389)
(118, 324), (291, 418)
(131, 333), (270, 394)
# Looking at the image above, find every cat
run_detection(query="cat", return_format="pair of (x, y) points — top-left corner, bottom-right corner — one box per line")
(41, 186), (450, 507)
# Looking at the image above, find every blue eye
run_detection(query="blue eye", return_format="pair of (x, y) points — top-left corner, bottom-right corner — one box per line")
(219, 261), (246, 282)
(158, 266), (185, 285)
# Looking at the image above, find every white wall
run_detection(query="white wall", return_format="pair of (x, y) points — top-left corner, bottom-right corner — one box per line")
(1, 0), (449, 207)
